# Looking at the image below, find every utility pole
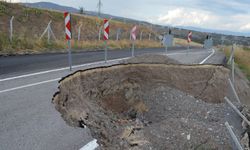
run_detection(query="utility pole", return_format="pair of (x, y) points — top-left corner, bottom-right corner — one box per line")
(97, 0), (102, 18)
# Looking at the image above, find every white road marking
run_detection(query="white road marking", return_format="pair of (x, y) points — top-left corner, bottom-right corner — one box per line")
(0, 49), (209, 82)
(199, 49), (215, 64)
(0, 57), (130, 82)
(0, 49), (210, 83)
(0, 49), (213, 94)
(0, 78), (60, 94)
(166, 50), (212, 56)
(79, 139), (99, 150)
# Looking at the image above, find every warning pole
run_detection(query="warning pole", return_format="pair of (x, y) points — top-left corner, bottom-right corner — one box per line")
(103, 18), (109, 62)
(64, 12), (72, 71)
(131, 26), (137, 57)
(187, 31), (192, 50)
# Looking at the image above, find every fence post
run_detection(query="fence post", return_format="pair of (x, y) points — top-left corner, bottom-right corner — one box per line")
(98, 26), (102, 41)
(231, 44), (235, 84)
(225, 122), (244, 150)
(225, 97), (250, 126)
(149, 33), (151, 40)
(39, 20), (56, 43)
(116, 29), (120, 41)
(140, 31), (143, 41)
(228, 79), (241, 104)
(47, 22), (51, 44)
(78, 24), (82, 41)
(9, 16), (14, 43)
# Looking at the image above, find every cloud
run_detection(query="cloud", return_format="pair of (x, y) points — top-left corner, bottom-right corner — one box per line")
(157, 8), (213, 26)
(240, 24), (250, 31)
(8, 0), (250, 33)
(10, 0), (20, 2)
(155, 7), (250, 33)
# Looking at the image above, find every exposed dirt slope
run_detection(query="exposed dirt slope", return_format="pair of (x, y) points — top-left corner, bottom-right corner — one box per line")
(52, 63), (231, 149)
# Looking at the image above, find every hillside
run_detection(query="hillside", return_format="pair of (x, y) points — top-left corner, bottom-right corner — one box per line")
(22, 2), (250, 46)
(1, 1), (249, 56)
(0, 2), (170, 55)
(23, 2), (79, 13)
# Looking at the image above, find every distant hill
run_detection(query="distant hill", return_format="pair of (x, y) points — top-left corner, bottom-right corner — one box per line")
(22, 2), (79, 13)
(21, 2), (144, 24)
(179, 26), (250, 37)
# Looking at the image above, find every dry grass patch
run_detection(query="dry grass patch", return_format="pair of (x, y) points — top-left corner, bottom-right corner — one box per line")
(174, 38), (202, 47)
(220, 45), (250, 80)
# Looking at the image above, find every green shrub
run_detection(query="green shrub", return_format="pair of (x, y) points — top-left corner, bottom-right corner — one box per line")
(0, 2), (7, 15)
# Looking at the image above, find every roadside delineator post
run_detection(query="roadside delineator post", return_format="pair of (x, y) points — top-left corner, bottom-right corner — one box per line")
(64, 12), (72, 71)
(130, 25), (137, 57)
(103, 18), (109, 62)
(187, 31), (192, 50)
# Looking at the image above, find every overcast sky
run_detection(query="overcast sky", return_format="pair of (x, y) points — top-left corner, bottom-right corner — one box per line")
(12, 0), (250, 33)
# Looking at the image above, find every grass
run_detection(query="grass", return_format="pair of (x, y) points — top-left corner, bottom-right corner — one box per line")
(0, 2), (203, 56)
(220, 45), (250, 80)
(0, 38), (163, 55)
(174, 38), (203, 47)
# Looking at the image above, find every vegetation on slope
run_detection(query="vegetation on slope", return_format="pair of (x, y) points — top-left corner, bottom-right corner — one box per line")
(0, 2), (201, 55)
(221, 45), (250, 80)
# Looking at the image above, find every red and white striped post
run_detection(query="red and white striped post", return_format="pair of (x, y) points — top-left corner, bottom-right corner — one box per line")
(131, 25), (137, 57)
(187, 31), (192, 50)
(64, 12), (72, 71)
(103, 18), (109, 62)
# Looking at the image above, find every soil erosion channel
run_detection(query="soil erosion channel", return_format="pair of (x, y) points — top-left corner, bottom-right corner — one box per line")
(53, 55), (236, 149)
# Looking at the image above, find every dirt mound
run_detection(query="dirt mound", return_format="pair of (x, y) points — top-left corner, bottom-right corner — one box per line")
(52, 64), (231, 149)
(120, 53), (180, 64)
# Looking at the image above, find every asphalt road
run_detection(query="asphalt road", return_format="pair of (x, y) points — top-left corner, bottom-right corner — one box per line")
(0, 47), (224, 150)
(0, 47), (199, 78)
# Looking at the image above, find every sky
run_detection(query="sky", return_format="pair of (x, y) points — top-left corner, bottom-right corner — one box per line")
(12, 0), (250, 33)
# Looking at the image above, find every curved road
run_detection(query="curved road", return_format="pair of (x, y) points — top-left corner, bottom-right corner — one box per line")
(0, 47), (225, 150)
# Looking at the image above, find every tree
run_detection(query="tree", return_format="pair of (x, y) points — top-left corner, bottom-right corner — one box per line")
(79, 7), (84, 14)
